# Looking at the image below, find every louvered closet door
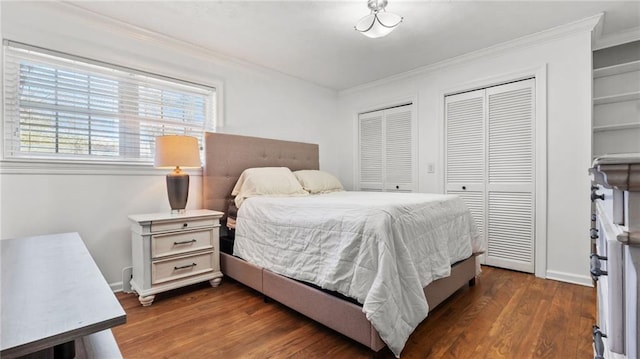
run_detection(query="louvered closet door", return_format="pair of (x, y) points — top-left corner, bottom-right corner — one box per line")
(358, 104), (415, 192)
(359, 111), (384, 191)
(486, 79), (535, 273)
(445, 89), (487, 260)
(384, 105), (414, 192)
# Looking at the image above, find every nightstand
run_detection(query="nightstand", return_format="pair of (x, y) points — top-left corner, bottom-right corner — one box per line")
(128, 209), (224, 306)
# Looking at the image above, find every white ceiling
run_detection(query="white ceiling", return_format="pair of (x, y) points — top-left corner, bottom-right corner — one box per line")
(69, 1), (640, 90)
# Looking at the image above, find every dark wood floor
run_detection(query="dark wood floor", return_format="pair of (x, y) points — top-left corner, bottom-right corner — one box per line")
(113, 266), (596, 358)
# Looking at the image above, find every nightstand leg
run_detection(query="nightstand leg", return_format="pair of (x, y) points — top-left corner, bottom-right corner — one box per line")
(138, 295), (155, 306)
(209, 277), (222, 287)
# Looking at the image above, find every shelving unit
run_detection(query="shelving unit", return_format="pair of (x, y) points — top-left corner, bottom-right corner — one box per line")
(593, 60), (640, 78)
(593, 91), (640, 106)
(592, 45), (640, 158)
(593, 122), (640, 133)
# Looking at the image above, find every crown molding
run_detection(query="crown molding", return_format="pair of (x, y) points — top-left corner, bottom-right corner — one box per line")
(55, 1), (336, 95)
(593, 26), (640, 50)
(340, 13), (603, 95)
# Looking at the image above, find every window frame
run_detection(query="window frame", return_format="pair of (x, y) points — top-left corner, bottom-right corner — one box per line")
(1, 41), (224, 174)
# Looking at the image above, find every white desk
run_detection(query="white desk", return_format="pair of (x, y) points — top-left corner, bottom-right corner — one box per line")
(1, 232), (126, 358)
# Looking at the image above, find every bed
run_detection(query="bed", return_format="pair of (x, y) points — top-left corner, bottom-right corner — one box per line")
(202, 132), (482, 357)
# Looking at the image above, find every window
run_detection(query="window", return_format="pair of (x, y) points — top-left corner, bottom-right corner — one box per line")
(3, 41), (216, 164)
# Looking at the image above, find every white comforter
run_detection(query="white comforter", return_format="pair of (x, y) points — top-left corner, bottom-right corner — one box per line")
(233, 191), (483, 357)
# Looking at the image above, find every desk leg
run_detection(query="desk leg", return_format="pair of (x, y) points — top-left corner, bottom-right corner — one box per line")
(53, 340), (75, 359)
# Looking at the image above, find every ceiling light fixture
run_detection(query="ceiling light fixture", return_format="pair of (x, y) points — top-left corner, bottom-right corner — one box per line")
(355, 0), (403, 39)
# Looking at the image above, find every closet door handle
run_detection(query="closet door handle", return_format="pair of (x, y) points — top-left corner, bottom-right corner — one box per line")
(462, 186), (466, 190)
(592, 325), (606, 359)
(591, 191), (604, 202)
(590, 254), (608, 281)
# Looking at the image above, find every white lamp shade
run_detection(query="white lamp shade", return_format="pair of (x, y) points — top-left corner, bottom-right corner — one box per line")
(355, 12), (402, 38)
(154, 135), (201, 168)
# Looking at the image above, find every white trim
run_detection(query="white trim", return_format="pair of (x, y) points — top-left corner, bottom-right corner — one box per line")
(0, 1), (3, 240)
(438, 65), (548, 279)
(352, 112), (360, 191)
(534, 65), (548, 281)
(412, 97), (419, 192)
(441, 68), (538, 97)
(593, 26), (640, 51)
(592, 11), (605, 47)
(355, 95), (416, 116)
(546, 270), (593, 287)
(0, 160), (204, 176)
(110, 281), (123, 293)
(341, 13), (602, 95)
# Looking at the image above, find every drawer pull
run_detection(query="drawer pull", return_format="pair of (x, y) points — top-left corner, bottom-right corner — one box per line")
(592, 325), (606, 359)
(591, 191), (604, 202)
(591, 185), (599, 191)
(590, 254), (608, 281)
(174, 263), (197, 270)
(183, 223), (188, 228)
(590, 228), (599, 240)
(173, 239), (197, 245)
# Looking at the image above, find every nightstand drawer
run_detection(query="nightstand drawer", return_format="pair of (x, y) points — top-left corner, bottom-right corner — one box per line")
(152, 229), (214, 259)
(151, 217), (218, 233)
(152, 252), (214, 285)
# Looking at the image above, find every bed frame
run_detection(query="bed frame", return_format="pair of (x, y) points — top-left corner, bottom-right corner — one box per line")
(202, 132), (477, 353)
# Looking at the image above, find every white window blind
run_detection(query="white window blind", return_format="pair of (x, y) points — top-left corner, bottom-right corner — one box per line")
(3, 41), (216, 164)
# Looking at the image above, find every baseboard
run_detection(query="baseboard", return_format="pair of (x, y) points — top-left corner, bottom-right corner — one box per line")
(546, 270), (593, 287)
(110, 281), (124, 293)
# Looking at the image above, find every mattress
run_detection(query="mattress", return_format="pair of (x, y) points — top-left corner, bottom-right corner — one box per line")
(233, 191), (483, 357)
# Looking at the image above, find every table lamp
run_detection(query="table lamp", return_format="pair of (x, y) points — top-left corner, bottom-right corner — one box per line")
(154, 135), (201, 213)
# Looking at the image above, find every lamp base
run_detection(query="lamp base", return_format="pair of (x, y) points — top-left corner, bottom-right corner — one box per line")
(166, 172), (190, 212)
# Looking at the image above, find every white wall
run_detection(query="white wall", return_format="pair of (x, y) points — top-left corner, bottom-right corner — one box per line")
(0, 2), (342, 288)
(337, 19), (596, 286)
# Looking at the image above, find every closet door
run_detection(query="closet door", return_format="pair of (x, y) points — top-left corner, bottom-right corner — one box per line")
(358, 104), (415, 192)
(445, 79), (535, 273)
(445, 89), (487, 259)
(485, 79), (535, 272)
(358, 110), (384, 191)
(384, 105), (414, 192)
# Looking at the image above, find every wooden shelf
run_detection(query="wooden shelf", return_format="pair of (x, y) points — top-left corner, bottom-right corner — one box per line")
(593, 91), (640, 105)
(594, 60), (640, 78)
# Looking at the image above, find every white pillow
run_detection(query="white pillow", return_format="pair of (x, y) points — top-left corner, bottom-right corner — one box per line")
(293, 170), (344, 194)
(232, 167), (308, 207)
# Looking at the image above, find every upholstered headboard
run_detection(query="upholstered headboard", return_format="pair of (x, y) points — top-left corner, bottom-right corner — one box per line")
(202, 132), (319, 214)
